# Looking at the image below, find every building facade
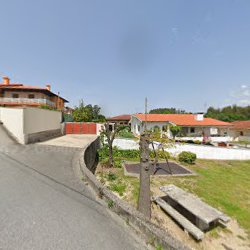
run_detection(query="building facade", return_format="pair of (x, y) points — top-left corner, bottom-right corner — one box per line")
(131, 113), (232, 142)
(106, 114), (131, 126)
(0, 76), (68, 110)
(230, 120), (250, 141)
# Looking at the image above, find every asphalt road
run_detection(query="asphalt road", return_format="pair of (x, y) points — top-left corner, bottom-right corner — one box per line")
(0, 126), (145, 250)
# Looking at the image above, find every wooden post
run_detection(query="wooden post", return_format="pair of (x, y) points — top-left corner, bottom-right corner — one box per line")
(138, 132), (151, 219)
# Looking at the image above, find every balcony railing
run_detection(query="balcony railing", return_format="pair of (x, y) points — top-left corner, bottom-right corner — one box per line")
(0, 97), (56, 107)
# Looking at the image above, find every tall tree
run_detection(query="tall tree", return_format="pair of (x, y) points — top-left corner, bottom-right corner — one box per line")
(72, 100), (106, 122)
(205, 105), (250, 122)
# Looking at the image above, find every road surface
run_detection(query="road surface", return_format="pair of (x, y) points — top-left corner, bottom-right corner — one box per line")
(0, 126), (144, 250)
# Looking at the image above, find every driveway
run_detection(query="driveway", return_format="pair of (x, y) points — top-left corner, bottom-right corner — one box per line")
(0, 128), (144, 250)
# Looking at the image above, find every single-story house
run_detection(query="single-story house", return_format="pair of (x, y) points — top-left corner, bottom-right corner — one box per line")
(107, 114), (131, 126)
(131, 113), (232, 142)
(230, 120), (250, 142)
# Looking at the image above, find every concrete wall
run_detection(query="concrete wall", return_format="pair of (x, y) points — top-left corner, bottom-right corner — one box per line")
(0, 107), (25, 143)
(113, 138), (250, 160)
(0, 107), (62, 144)
(83, 136), (100, 173)
(23, 108), (62, 143)
(176, 136), (234, 143)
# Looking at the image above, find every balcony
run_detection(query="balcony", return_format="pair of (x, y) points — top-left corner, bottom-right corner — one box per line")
(0, 97), (56, 107)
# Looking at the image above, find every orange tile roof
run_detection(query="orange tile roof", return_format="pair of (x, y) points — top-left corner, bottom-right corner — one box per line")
(134, 114), (231, 127)
(0, 83), (68, 102)
(231, 120), (250, 130)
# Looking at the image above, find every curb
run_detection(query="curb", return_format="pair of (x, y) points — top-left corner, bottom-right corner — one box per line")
(77, 137), (190, 250)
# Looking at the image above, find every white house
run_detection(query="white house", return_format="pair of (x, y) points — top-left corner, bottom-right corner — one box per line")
(130, 113), (232, 142)
(230, 120), (250, 142)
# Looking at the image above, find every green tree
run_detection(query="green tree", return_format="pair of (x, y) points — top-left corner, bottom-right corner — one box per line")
(205, 105), (250, 122)
(72, 100), (106, 122)
(170, 125), (181, 141)
(149, 107), (188, 114)
(101, 123), (126, 166)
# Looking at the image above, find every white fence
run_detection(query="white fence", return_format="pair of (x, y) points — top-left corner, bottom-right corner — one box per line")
(113, 138), (250, 160)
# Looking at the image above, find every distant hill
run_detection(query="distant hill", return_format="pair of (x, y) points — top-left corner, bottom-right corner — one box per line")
(205, 105), (250, 122)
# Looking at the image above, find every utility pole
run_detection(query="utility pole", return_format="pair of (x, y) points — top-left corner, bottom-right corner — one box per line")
(138, 97), (151, 219)
(145, 97), (148, 132)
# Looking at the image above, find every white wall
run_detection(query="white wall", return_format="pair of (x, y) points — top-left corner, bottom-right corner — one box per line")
(113, 138), (250, 160)
(176, 136), (234, 143)
(0, 107), (25, 143)
(0, 107), (62, 144)
(23, 108), (62, 134)
(130, 116), (170, 135)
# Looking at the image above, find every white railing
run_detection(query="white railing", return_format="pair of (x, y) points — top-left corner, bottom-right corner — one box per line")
(0, 97), (55, 107)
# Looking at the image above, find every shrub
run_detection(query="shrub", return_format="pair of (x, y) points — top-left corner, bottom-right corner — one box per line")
(107, 172), (117, 181)
(178, 151), (196, 164)
(98, 146), (140, 160)
(118, 127), (135, 138)
(149, 150), (170, 159)
(109, 182), (127, 196)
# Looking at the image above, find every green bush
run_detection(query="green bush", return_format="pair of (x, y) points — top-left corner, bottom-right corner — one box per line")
(98, 145), (140, 160)
(178, 151), (197, 164)
(109, 182), (127, 196)
(107, 172), (117, 181)
(63, 113), (74, 122)
(118, 127), (135, 138)
(149, 150), (170, 159)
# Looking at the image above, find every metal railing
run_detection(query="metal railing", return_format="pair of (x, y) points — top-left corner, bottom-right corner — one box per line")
(0, 97), (56, 107)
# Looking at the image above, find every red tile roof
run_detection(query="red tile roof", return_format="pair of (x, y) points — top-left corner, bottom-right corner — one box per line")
(231, 120), (250, 130)
(0, 83), (68, 102)
(134, 114), (231, 127)
(107, 114), (131, 121)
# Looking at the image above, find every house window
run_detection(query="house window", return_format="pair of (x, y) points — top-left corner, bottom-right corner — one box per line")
(28, 94), (35, 99)
(190, 127), (195, 133)
(12, 93), (19, 98)
(138, 125), (140, 132)
(240, 131), (244, 136)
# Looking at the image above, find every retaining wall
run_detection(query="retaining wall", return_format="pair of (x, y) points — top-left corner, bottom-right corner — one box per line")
(0, 107), (62, 144)
(79, 138), (189, 250)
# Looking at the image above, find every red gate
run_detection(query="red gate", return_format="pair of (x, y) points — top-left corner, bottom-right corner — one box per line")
(65, 122), (97, 134)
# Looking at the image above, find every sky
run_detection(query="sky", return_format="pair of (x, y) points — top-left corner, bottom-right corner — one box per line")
(0, 0), (250, 116)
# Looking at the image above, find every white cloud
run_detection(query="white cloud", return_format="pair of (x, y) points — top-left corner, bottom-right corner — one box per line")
(230, 84), (250, 106)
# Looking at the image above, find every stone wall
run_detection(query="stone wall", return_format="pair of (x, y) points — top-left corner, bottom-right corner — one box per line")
(84, 136), (100, 173)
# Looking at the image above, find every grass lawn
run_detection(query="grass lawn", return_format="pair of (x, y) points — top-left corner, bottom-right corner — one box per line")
(154, 160), (250, 234)
(97, 157), (250, 234)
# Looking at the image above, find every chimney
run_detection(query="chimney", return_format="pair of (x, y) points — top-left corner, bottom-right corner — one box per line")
(2, 76), (10, 85)
(46, 84), (51, 91)
(195, 113), (204, 121)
